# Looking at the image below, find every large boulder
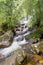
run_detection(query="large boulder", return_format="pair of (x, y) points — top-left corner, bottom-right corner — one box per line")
(0, 30), (13, 48)
(15, 49), (27, 65)
(31, 40), (43, 54)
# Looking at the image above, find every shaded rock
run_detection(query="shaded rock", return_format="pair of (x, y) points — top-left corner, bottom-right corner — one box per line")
(0, 31), (4, 36)
(0, 41), (10, 48)
(0, 30), (13, 48)
(14, 24), (28, 35)
(0, 54), (5, 61)
(15, 36), (24, 41)
(28, 38), (38, 44)
(31, 40), (43, 54)
(28, 27), (33, 31)
(15, 49), (27, 65)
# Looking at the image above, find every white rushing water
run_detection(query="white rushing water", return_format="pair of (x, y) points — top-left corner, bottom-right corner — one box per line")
(0, 17), (32, 58)
(0, 28), (36, 57)
(0, 30), (30, 57)
(0, 41), (21, 57)
(0, 39), (28, 57)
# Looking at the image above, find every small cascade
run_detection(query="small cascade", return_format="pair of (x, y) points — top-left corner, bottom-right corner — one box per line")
(0, 17), (32, 60)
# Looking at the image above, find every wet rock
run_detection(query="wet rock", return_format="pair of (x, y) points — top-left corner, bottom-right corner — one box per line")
(0, 41), (10, 48)
(15, 36), (24, 41)
(14, 24), (28, 35)
(28, 38), (38, 44)
(0, 30), (13, 48)
(31, 40), (43, 54)
(0, 54), (5, 61)
(15, 49), (27, 65)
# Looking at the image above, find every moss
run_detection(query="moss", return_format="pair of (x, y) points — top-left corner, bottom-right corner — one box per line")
(25, 27), (43, 40)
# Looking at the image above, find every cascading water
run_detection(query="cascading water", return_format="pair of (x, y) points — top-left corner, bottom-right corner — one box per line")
(0, 17), (33, 60)
(0, 33), (29, 58)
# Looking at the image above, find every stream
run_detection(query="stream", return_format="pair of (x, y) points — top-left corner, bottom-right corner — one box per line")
(0, 30), (30, 58)
(0, 18), (30, 58)
(0, 17), (35, 64)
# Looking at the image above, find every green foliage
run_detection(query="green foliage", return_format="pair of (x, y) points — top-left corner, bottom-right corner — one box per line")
(26, 0), (43, 27)
(0, 0), (25, 28)
(25, 27), (43, 40)
(0, 2), (6, 24)
(0, 0), (43, 33)
(0, 0), (20, 32)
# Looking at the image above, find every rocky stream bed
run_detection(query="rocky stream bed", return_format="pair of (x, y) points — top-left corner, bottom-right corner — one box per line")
(0, 23), (43, 65)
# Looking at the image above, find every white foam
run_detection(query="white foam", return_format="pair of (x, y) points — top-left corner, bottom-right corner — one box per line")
(0, 41), (21, 57)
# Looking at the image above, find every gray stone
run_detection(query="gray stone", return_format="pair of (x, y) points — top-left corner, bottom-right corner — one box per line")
(0, 31), (13, 48)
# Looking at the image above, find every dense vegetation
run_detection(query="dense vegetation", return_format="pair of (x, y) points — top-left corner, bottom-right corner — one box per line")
(25, 27), (43, 40)
(0, 0), (43, 35)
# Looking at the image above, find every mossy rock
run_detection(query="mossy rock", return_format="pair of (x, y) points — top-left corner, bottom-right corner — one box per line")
(25, 27), (43, 40)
